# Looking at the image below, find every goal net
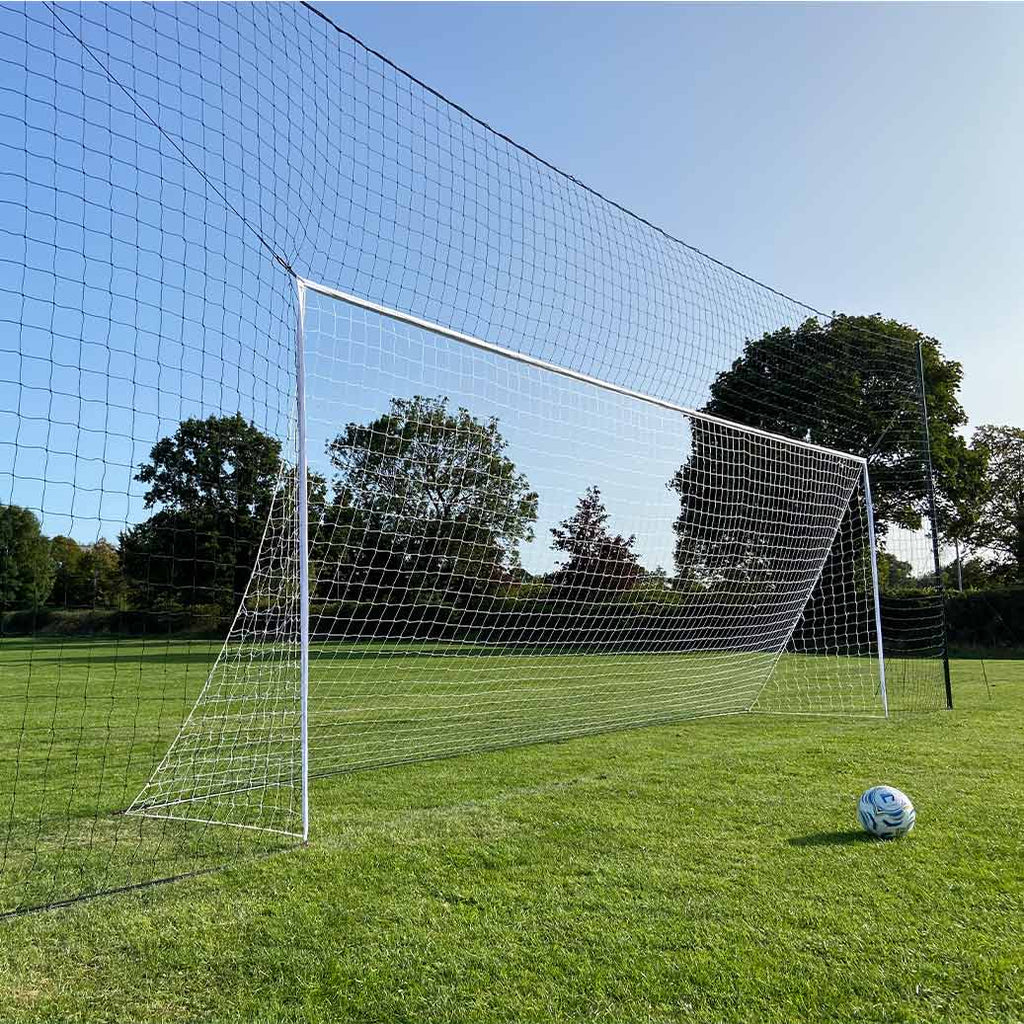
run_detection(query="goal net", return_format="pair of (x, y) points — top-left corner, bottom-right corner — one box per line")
(1, 2), (946, 915)
(126, 280), (885, 825)
(296, 287), (886, 778)
(127, 459), (306, 837)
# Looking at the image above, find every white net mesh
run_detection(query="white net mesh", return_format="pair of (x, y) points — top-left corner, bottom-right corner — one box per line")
(295, 287), (883, 777)
(758, 480), (883, 714)
(127, 461), (304, 836)
(2, 1), (946, 916)
(135, 282), (884, 805)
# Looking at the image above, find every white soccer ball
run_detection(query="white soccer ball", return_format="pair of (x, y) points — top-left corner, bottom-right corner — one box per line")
(858, 785), (916, 839)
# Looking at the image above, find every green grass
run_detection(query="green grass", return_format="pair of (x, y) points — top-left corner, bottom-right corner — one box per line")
(0, 645), (1022, 1023)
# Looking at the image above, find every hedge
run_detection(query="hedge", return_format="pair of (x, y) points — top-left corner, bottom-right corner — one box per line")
(0, 606), (229, 639)
(3, 586), (1020, 654)
(944, 585), (1024, 652)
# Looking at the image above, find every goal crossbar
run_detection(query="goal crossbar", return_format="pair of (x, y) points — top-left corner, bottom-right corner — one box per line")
(297, 278), (870, 469)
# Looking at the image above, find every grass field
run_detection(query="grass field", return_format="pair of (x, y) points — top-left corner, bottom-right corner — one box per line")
(0, 645), (1021, 1022)
(0, 637), (892, 913)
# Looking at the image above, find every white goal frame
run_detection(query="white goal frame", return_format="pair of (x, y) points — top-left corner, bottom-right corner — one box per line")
(128, 274), (889, 838)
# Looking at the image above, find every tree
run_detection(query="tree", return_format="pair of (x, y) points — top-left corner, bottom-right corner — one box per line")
(939, 555), (1016, 592)
(549, 486), (641, 596)
(876, 551), (915, 592)
(51, 536), (125, 608)
(667, 417), (840, 591)
(970, 425), (1024, 582)
(696, 315), (986, 534)
(0, 505), (55, 609)
(120, 414), (282, 612)
(50, 535), (86, 608)
(322, 396), (538, 604)
(935, 432), (991, 590)
(669, 420), (761, 585)
(81, 540), (125, 608)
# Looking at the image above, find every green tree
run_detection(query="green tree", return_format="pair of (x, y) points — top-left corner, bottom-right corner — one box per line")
(876, 551), (915, 592)
(323, 396), (537, 604)
(0, 504), (55, 609)
(667, 418), (841, 590)
(120, 414), (282, 612)
(669, 420), (757, 584)
(970, 425), (1024, 582)
(940, 555), (1016, 592)
(696, 315), (986, 533)
(80, 539), (126, 608)
(51, 536), (125, 608)
(50, 535), (86, 607)
(549, 486), (642, 596)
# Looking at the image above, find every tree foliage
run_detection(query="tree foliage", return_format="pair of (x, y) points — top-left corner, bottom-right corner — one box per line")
(940, 555), (1018, 592)
(549, 486), (642, 596)
(50, 536), (124, 608)
(875, 550), (915, 592)
(83, 540), (125, 608)
(970, 425), (1024, 581)
(321, 396), (537, 603)
(120, 414), (282, 611)
(666, 420), (833, 590)
(698, 315), (985, 534)
(50, 535), (84, 608)
(0, 504), (55, 609)
(669, 421), (753, 585)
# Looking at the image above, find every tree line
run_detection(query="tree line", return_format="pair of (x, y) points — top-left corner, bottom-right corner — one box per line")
(1, 404), (650, 617)
(2, 316), (1021, 627)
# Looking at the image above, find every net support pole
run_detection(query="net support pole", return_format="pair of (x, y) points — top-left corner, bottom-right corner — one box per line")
(295, 276), (310, 840)
(862, 461), (888, 717)
(916, 341), (953, 709)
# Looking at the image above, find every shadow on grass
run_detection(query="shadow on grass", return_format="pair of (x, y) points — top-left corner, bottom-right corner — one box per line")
(787, 830), (873, 848)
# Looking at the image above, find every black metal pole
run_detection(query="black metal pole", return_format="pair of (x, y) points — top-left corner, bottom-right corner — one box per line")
(916, 341), (953, 708)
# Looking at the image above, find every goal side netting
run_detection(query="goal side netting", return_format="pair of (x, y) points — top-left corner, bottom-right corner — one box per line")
(126, 460), (305, 837)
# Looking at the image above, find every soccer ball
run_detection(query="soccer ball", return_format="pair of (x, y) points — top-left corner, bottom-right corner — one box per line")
(858, 785), (916, 839)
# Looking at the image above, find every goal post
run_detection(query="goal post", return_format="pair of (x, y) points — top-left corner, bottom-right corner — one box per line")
(296, 278), (311, 843)
(863, 459), (889, 718)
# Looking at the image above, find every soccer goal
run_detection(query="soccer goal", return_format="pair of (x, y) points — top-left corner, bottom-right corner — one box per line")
(125, 277), (888, 836)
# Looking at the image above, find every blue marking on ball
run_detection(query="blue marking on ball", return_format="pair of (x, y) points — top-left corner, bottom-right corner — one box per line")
(858, 785), (916, 839)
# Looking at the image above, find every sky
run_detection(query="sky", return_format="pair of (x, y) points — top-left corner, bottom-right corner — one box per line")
(320, 1), (1024, 434)
(2, 1), (1018, 581)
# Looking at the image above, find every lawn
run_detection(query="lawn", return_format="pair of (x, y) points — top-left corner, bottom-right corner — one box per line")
(0, 645), (1021, 1023)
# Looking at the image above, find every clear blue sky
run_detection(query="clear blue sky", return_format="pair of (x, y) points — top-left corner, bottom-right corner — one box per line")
(2, 1), (1017, 577)
(320, 1), (1024, 433)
